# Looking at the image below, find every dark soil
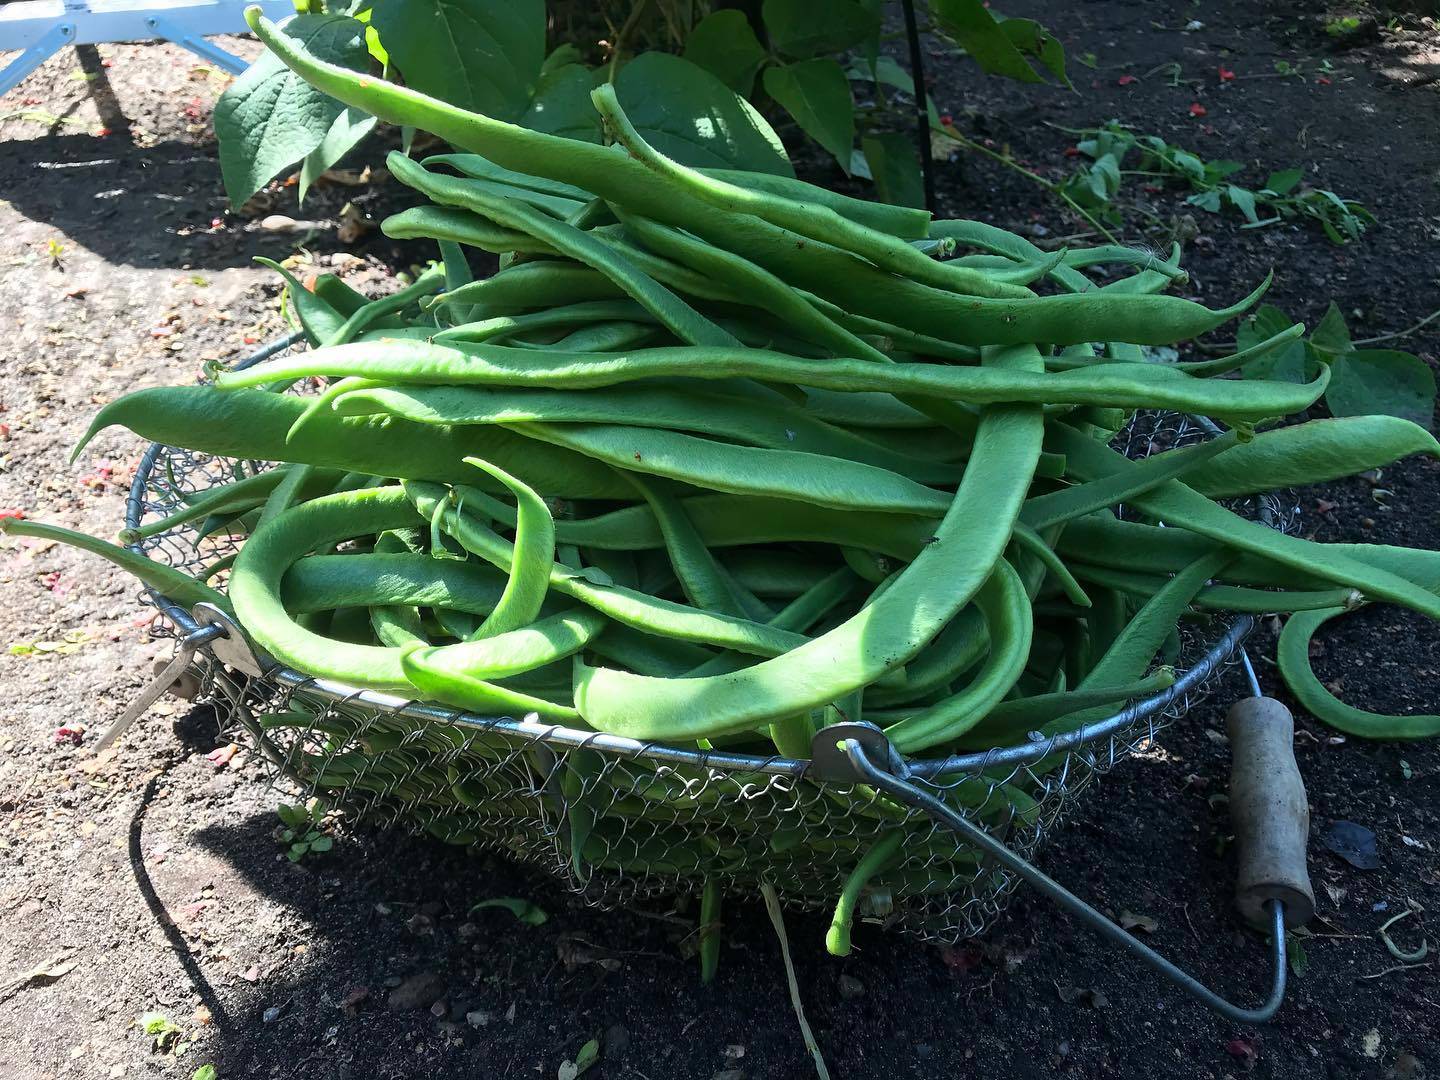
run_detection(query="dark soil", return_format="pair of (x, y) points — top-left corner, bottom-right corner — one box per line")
(1, 5), (1437, 1079)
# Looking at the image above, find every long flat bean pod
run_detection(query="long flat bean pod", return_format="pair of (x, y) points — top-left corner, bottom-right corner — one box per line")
(217, 339), (1329, 421)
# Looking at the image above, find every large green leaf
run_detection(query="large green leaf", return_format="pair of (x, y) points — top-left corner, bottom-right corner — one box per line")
(762, 0), (881, 60)
(763, 59), (855, 171)
(1326, 350), (1437, 429)
(214, 14), (370, 207)
(684, 9), (767, 97)
(930, 0), (1066, 84)
(615, 52), (792, 175)
(369, 0), (545, 120)
(298, 106), (377, 203)
(520, 63), (603, 143)
(861, 132), (924, 208)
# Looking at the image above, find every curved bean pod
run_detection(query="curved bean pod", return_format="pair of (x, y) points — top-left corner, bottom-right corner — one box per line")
(1279, 608), (1440, 739)
(591, 84), (1029, 302)
(882, 559), (1035, 751)
(1055, 428), (1440, 623)
(75, 385), (635, 499)
(406, 482), (810, 657)
(572, 345), (1046, 740)
(2, 518), (228, 611)
(461, 457), (555, 639)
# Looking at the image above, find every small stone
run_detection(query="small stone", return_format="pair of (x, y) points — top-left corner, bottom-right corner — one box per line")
(429, 1000), (447, 1018)
(258, 214), (300, 232)
(466, 1010), (491, 1029)
(262, 1006), (282, 1024)
(457, 922), (480, 940)
(388, 972), (446, 1012)
(838, 974), (865, 1001)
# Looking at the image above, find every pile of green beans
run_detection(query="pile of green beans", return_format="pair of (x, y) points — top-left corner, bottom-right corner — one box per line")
(7, 13), (1440, 961)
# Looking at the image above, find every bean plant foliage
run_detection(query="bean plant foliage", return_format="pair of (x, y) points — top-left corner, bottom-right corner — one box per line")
(216, 0), (1068, 208)
(1237, 303), (1437, 430)
(1060, 121), (1376, 245)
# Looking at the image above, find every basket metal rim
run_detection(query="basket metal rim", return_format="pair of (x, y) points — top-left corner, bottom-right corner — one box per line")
(123, 335), (1254, 781)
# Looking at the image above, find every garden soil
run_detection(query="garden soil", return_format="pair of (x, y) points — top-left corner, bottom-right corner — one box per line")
(0, 4), (1437, 1078)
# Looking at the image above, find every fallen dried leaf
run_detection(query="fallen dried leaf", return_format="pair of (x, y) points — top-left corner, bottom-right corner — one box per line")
(1324, 820), (1380, 870)
(1119, 910), (1159, 933)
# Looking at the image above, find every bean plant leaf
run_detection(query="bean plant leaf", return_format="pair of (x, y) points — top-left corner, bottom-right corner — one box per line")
(1326, 350), (1437, 429)
(543, 43), (584, 74)
(857, 0), (885, 72)
(1226, 184), (1260, 225)
(1188, 189), (1222, 213)
(615, 52), (793, 175)
(997, 17), (1071, 87)
(1309, 301), (1352, 358)
(369, 0), (545, 120)
(214, 14), (370, 207)
(520, 63), (603, 143)
(1088, 153), (1122, 201)
(762, 0), (881, 59)
(1238, 305), (1312, 384)
(861, 131), (925, 208)
(931, 0), (1066, 84)
(1265, 167), (1303, 195)
(298, 106), (377, 203)
(861, 55), (915, 94)
(575, 1038), (600, 1073)
(684, 9), (768, 96)
(763, 59), (856, 171)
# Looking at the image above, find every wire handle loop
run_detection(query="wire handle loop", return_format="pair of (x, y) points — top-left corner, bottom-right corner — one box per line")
(834, 730), (1290, 1023)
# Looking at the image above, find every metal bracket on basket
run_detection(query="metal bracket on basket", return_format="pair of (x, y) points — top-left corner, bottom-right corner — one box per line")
(98, 602), (261, 751)
(807, 721), (904, 781)
(817, 723), (1290, 1024)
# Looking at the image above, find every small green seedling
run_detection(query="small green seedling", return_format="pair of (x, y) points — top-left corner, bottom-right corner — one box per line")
(276, 799), (333, 861)
(138, 1011), (187, 1054)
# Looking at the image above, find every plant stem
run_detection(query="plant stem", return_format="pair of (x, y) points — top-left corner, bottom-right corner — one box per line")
(762, 884), (831, 1080)
(1351, 307), (1440, 346)
(607, 0), (655, 83)
(899, 0), (936, 213)
(942, 130), (1122, 244)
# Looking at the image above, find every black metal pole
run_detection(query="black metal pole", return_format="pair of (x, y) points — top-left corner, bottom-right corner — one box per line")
(899, 0), (936, 212)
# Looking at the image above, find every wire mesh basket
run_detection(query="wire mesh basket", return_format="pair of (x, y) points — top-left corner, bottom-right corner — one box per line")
(121, 336), (1286, 944)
